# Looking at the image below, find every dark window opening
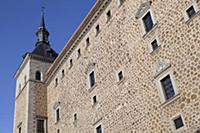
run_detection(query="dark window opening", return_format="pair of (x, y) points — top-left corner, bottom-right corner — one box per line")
(35, 71), (41, 81)
(70, 59), (73, 68)
(93, 96), (97, 105)
(57, 129), (60, 133)
(55, 78), (58, 87)
(106, 10), (111, 21)
(37, 119), (45, 133)
(78, 49), (81, 57)
(142, 12), (154, 32)
(96, 25), (100, 35)
(62, 70), (65, 77)
(74, 114), (77, 121)
(151, 39), (159, 51)
(86, 37), (90, 47)
(56, 108), (60, 122)
(118, 71), (124, 81)
(96, 125), (102, 133)
(174, 116), (184, 129)
(89, 71), (95, 88)
(161, 75), (175, 100)
(186, 5), (196, 18)
(19, 127), (21, 133)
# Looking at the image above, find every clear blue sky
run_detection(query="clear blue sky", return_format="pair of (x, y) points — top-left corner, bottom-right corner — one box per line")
(0, 0), (96, 132)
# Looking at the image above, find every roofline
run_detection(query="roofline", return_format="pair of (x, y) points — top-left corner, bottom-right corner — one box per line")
(45, 0), (105, 83)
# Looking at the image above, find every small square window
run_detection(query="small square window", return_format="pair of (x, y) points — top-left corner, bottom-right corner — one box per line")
(96, 125), (102, 133)
(118, 71), (124, 81)
(106, 10), (112, 21)
(93, 96), (97, 105)
(151, 39), (159, 51)
(96, 25), (100, 35)
(142, 12), (154, 33)
(160, 75), (175, 100)
(186, 5), (196, 18)
(89, 71), (96, 88)
(173, 116), (184, 130)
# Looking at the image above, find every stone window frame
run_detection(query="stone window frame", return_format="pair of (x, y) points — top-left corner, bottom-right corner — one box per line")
(35, 70), (43, 81)
(138, 8), (157, 36)
(116, 68), (125, 83)
(88, 69), (97, 89)
(94, 121), (104, 133)
(170, 113), (186, 132)
(183, 1), (199, 22)
(36, 117), (47, 133)
(54, 106), (61, 124)
(148, 36), (161, 53)
(155, 68), (179, 104)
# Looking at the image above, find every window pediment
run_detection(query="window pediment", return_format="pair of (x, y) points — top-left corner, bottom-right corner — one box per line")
(154, 59), (171, 78)
(136, 1), (152, 19)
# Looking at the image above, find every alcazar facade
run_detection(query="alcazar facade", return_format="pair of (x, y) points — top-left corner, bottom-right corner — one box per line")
(13, 0), (200, 133)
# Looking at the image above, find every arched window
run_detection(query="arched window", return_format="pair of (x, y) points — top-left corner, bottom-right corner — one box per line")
(35, 71), (42, 81)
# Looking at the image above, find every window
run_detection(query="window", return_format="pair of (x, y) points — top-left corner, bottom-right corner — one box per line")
(106, 10), (112, 21)
(142, 12), (154, 33)
(37, 119), (45, 133)
(57, 129), (60, 133)
(171, 114), (185, 131)
(186, 5), (196, 18)
(89, 71), (96, 88)
(93, 95), (97, 105)
(96, 25), (100, 35)
(18, 127), (21, 133)
(184, 2), (198, 21)
(86, 37), (90, 47)
(35, 71), (42, 81)
(77, 48), (81, 58)
(55, 108), (60, 122)
(96, 125), (102, 133)
(118, 71), (124, 81)
(174, 116), (184, 129)
(70, 59), (73, 68)
(55, 78), (58, 87)
(62, 70), (65, 78)
(149, 38), (160, 53)
(74, 113), (77, 121)
(160, 75), (175, 100)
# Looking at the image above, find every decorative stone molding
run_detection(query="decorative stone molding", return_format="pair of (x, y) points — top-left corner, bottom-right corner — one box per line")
(154, 59), (171, 78)
(136, 0), (152, 19)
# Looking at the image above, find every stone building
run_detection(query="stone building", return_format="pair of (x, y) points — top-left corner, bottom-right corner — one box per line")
(13, 0), (200, 133)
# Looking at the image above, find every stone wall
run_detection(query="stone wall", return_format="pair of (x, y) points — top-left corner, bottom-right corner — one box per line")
(44, 0), (200, 132)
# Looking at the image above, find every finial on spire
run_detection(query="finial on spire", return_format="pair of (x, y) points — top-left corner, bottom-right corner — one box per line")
(40, 6), (46, 28)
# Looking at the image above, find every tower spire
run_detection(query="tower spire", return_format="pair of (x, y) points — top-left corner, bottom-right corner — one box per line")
(36, 6), (49, 46)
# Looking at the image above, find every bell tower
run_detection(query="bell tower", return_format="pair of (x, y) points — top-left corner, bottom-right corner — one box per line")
(13, 10), (58, 133)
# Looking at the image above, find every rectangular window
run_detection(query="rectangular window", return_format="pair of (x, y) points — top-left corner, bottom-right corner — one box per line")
(161, 75), (175, 100)
(142, 12), (154, 32)
(93, 95), (97, 105)
(118, 71), (124, 81)
(19, 127), (21, 133)
(37, 119), (45, 133)
(86, 37), (90, 47)
(96, 125), (102, 133)
(173, 116), (184, 130)
(96, 25), (100, 35)
(57, 129), (60, 133)
(89, 71), (95, 87)
(106, 10), (111, 21)
(186, 5), (196, 18)
(70, 59), (73, 68)
(151, 39), (159, 51)
(77, 48), (81, 58)
(56, 108), (60, 122)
